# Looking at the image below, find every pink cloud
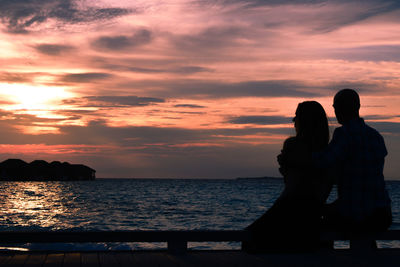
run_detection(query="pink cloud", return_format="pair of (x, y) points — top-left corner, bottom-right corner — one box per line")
(0, 0), (399, 178)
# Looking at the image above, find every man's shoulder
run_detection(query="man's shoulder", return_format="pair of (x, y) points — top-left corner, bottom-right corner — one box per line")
(332, 126), (346, 138)
(334, 119), (383, 139)
(363, 122), (387, 153)
(364, 122), (383, 138)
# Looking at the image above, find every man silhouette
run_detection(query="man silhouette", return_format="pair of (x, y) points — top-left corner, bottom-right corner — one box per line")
(314, 89), (392, 231)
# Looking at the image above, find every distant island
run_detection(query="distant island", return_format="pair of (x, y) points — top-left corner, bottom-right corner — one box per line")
(0, 159), (96, 181)
(235, 176), (281, 180)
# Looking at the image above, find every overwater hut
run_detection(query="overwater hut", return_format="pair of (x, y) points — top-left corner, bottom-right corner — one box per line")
(29, 160), (51, 180)
(0, 159), (96, 181)
(0, 159), (29, 180)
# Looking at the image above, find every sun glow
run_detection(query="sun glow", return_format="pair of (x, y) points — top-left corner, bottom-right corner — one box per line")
(0, 83), (74, 114)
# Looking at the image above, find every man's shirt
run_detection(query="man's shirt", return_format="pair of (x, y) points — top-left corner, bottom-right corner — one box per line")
(313, 118), (391, 222)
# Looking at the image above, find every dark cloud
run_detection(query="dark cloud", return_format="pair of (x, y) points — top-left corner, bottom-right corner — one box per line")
(52, 122), (289, 146)
(89, 56), (178, 69)
(60, 72), (112, 83)
(110, 65), (212, 75)
(172, 111), (206, 115)
(328, 45), (400, 62)
(58, 74), (384, 99)
(306, 2), (400, 33)
(85, 96), (165, 107)
(0, 0), (132, 34)
(34, 44), (74, 55)
(176, 26), (242, 48)
(171, 66), (213, 74)
(218, 1), (400, 15)
(364, 115), (400, 121)
(325, 117), (400, 135)
(53, 109), (98, 119)
(89, 55), (214, 74)
(122, 67), (164, 73)
(64, 96), (165, 108)
(113, 79), (384, 99)
(363, 105), (386, 108)
(172, 26), (257, 55)
(92, 29), (152, 51)
(0, 113), (291, 146)
(155, 80), (322, 98)
(368, 121), (400, 134)
(320, 82), (383, 95)
(208, 0), (327, 6)
(211, 1), (400, 34)
(0, 72), (33, 83)
(228, 115), (291, 125)
(174, 104), (206, 108)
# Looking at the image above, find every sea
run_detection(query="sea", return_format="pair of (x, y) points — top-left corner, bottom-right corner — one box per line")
(0, 178), (399, 251)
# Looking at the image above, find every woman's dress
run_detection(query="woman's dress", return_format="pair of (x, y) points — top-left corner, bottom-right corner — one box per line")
(243, 137), (331, 252)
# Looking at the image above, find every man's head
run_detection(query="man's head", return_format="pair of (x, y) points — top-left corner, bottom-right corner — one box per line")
(333, 89), (360, 125)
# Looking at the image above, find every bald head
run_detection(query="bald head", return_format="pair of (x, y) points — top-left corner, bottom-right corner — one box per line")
(333, 89), (360, 125)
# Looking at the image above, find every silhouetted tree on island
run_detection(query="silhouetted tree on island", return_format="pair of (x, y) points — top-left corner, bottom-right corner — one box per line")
(0, 159), (95, 181)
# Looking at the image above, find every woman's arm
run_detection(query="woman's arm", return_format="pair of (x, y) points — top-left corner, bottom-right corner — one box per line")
(277, 137), (297, 183)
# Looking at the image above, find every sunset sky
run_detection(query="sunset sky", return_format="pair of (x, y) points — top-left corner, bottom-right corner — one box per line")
(0, 0), (399, 179)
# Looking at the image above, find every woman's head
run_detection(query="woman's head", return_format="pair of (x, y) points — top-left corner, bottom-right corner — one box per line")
(294, 101), (329, 151)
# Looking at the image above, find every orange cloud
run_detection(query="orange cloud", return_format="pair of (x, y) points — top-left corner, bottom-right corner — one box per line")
(0, 0), (399, 178)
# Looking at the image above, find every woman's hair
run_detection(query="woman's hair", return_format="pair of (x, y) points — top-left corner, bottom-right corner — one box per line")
(295, 101), (329, 151)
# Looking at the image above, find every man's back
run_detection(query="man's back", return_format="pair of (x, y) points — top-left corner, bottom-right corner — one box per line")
(332, 118), (391, 222)
(314, 88), (392, 230)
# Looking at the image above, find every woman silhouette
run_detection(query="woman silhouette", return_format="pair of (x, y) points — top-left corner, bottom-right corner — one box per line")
(243, 101), (331, 252)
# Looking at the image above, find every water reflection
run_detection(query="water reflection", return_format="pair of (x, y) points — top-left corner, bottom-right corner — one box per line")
(0, 179), (283, 232)
(0, 182), (79, 230)
(0, 179), (397, 250)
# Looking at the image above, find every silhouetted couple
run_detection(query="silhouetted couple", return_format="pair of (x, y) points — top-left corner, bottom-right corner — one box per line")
(243, 89), (392, 253)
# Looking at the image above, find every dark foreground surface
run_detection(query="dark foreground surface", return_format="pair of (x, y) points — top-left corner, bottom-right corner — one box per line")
(0, 250), (399, 267)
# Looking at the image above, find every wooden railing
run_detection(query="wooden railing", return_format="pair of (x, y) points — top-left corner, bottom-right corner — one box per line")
(320, 230), (400, 251)
(0, 230), (249, 253)
(0, 230), (399, 253)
